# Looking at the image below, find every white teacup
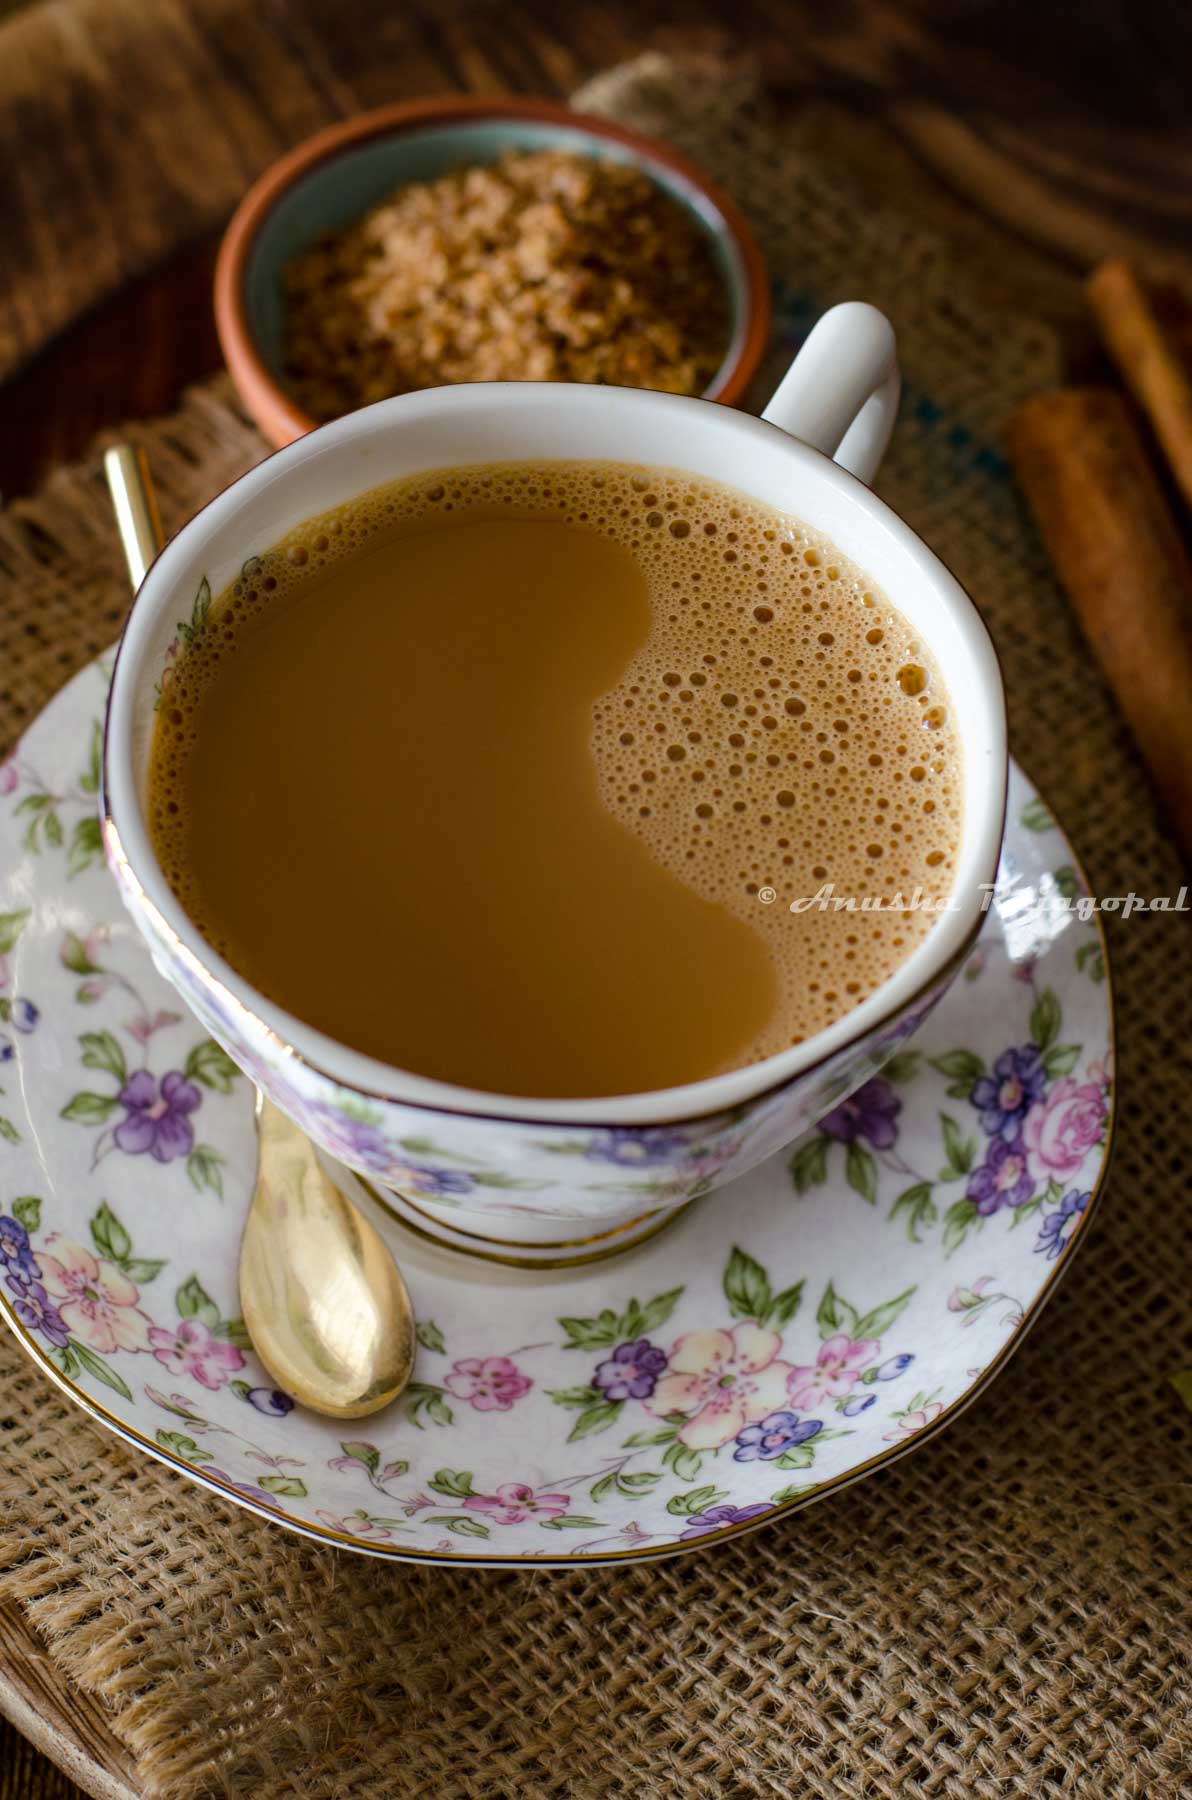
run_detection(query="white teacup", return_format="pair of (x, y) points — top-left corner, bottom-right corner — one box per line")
(103, 304), (1006, 1259)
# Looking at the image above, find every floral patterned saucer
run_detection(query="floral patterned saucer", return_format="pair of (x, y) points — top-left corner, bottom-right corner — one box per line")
(0, 662), (1113, 1566)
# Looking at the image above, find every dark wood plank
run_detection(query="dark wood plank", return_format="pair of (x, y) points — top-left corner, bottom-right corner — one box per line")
(0, 1601), (136, 1800)
(1, 0), (1190, 503)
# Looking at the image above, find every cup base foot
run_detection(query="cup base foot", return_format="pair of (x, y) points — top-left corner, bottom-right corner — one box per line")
(359, 1182), (692, 1268)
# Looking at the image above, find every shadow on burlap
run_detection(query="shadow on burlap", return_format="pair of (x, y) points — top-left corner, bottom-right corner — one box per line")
(0, 56), (1189, 1800)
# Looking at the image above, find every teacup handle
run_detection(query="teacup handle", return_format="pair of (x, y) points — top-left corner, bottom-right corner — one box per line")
(761, 302), (900, 487)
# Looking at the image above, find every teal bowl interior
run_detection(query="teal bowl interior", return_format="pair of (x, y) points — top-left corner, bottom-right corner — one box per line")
(244, 117), (752, 398)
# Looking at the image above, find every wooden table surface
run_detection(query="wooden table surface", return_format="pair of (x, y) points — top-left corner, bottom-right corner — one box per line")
(1, 1), (1188, 1794)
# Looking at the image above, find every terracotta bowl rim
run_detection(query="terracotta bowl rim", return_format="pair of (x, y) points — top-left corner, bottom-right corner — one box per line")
(213, 93), (772, 447)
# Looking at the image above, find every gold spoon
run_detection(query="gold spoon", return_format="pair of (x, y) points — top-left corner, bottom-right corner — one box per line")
(104, 445), (416, 1417)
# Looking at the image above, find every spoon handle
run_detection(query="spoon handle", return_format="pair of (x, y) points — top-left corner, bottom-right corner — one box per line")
(103, 444), (165, 583)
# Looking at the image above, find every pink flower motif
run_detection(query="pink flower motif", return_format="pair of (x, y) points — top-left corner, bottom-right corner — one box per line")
(645, 1322), (797, 1449)
(463, 1483), (570, 1525)
(147, 1317), (245, 1390)
(38, 1234), (153, 1354)
(315, 1510), (395, 1541)
(883, 1401), (944, 1442)
(126, 1010), (183, 1046)
(947, 1276), (993, 1312)
(786, 1333), (879, 1410)
(0, 759), (17, 796)
(443, 1355), (532, 1412)
(1023, 1078), (1107, 1181)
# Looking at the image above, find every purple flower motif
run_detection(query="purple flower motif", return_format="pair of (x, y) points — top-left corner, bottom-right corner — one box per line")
(874, 1354), (914, 1381)
(244, 1386), (295, 1416)
(733, 1408), (822, 1463)
(680, 1502), (772, 1541)
(203, 1467), (282, 1510)
(967, 1135), (1035, 1216)
(585, 1127), (691, 1168)
(10, 1280), (69, 1347)
(970, 1045), (1046, 1141)
(593, 1337), (668, 1401)
(841, 1392), (877, 1416)
(114, 1070), (201, 1163)
(10, 998), (38, 1033)
(0, 1214), (40, 1287)
(399, 1162), (473, 1198)
(820, 1077), (901, 1150)
(1036, 1189), (1090, 1260)
(302, 1104), (394, 1173)
(0, 1037), (12, 1065)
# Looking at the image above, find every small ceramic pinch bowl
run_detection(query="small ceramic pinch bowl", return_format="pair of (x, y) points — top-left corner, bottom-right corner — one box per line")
(214, 95), (772, 448)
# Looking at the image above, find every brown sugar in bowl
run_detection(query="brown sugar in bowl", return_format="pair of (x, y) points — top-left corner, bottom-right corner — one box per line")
(214, 95), (771, 448)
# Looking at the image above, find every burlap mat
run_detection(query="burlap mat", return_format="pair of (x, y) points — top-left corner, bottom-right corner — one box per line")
(1, 51), (1190, 1800)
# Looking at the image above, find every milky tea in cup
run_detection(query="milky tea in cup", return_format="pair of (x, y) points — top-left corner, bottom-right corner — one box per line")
(145, 461), (961, 1099)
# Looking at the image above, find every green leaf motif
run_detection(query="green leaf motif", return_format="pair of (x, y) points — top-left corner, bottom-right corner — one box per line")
(567, 1399), (624, 1444)
(853, 1286), (917, 1342)
(60, 1092), (120, 1124)
(429, 1468), (476, 1499)
(845, 1140), (878, 1205)
(928, 1049), (986, 1098)
(666, 1483), (727, 1517)
(121, 1258), (166, 1283)
(1020, 797), (1055, 832)
(429, 1515), (489, 1539)
(214, 1316), (251, 1349)
(816, 1279), (858, 1340)
(414, 1319), (446, 1355)
(187, 1144), (225, 1198)
(622, 1424), (679, 1449)
(0, 1118), (20, 1144)
(67, 815), (104, 878)
(12, 1195), (41, 1232)
(0, 909), (30, 954)
(723, 1245), (771, 1321)
(69, 1337), (133, 1401)
(661, 1441), (704, 1482)
(1030, 988), (1061, 1052)
(1075, 942), (1105, 984)
(592, 1468), (661, 1504)
(404, 1383), (453, 1429)
(769, 1483), (814, 1505)
(621, 1285), (683, 1339)
(175, 1274), (220, 1330)
(61, 932), (102, 975)
(184, 1038), (241, 1093)
(558, 1307), (622, 1352)
(540, 1515), (605, 1530)
(339, 1440), (381, 1476)
(789, 1132), (829, 1193)
(942, 1199), (980, 1255)
(1042, 1044), (1081, 1080)
(769, 1280), (805, 1331)
(79, 720), (102, 796)
(258, 1475), (308, 1499)
(939, 1113), (975, 1176)
(547, 1385), (601, 1409)
(44, 811), (64, 849)
(1052, 865), (1080, 902)
(156, 1430), (212, 1462)
(889, 1182), (936, 1243)
(90, 1201), (132, 1263)
(882, 1051), (921, 1084)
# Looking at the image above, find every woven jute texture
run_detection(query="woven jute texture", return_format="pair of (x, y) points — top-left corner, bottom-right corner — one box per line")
(2, 54), (1190, 1800)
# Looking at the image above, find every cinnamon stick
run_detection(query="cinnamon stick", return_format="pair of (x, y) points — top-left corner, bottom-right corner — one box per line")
(1008, 387), (1192, 857)
(1088, 258), (1192, 515)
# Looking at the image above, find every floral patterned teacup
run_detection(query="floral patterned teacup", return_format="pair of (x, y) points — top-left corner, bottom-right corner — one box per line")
(102, 304), (1006, 1253)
